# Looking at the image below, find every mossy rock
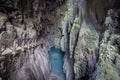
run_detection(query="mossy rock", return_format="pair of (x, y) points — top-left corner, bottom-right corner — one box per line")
(74, 22), (98, 79)
(0, 15), (7, 23)
(94, 29), (120, 80)
(96, 60), (120, 80)
(74, 58), (87, 79)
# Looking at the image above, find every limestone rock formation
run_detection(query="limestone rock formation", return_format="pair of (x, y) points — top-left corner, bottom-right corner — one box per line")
(0, 0), (120, 80)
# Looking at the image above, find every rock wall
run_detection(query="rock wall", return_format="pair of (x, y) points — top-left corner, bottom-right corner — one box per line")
(0, 0), (120, 80)
(0, 0), (66, 79)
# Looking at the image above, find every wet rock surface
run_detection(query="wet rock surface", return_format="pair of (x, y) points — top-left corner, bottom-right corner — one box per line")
(0, 0), (120, 80)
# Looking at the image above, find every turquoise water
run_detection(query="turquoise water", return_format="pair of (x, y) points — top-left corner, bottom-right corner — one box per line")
(49, 47), (65, 79)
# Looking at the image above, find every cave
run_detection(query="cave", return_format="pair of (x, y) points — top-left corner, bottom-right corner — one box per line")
(0, 0), (120, 80)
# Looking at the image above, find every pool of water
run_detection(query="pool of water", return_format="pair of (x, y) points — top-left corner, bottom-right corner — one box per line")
(48, 47), (65, 79)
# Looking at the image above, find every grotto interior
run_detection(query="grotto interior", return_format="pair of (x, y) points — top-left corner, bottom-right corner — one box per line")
(0, 0), (120, 80)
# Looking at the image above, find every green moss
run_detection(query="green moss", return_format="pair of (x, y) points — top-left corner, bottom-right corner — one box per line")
(83, 44), (91, 51)
(0, 15), (7, 23)
(98, 60), (120, 80)
(93, 29), (120, 80)
(75, 59), (87, 79)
